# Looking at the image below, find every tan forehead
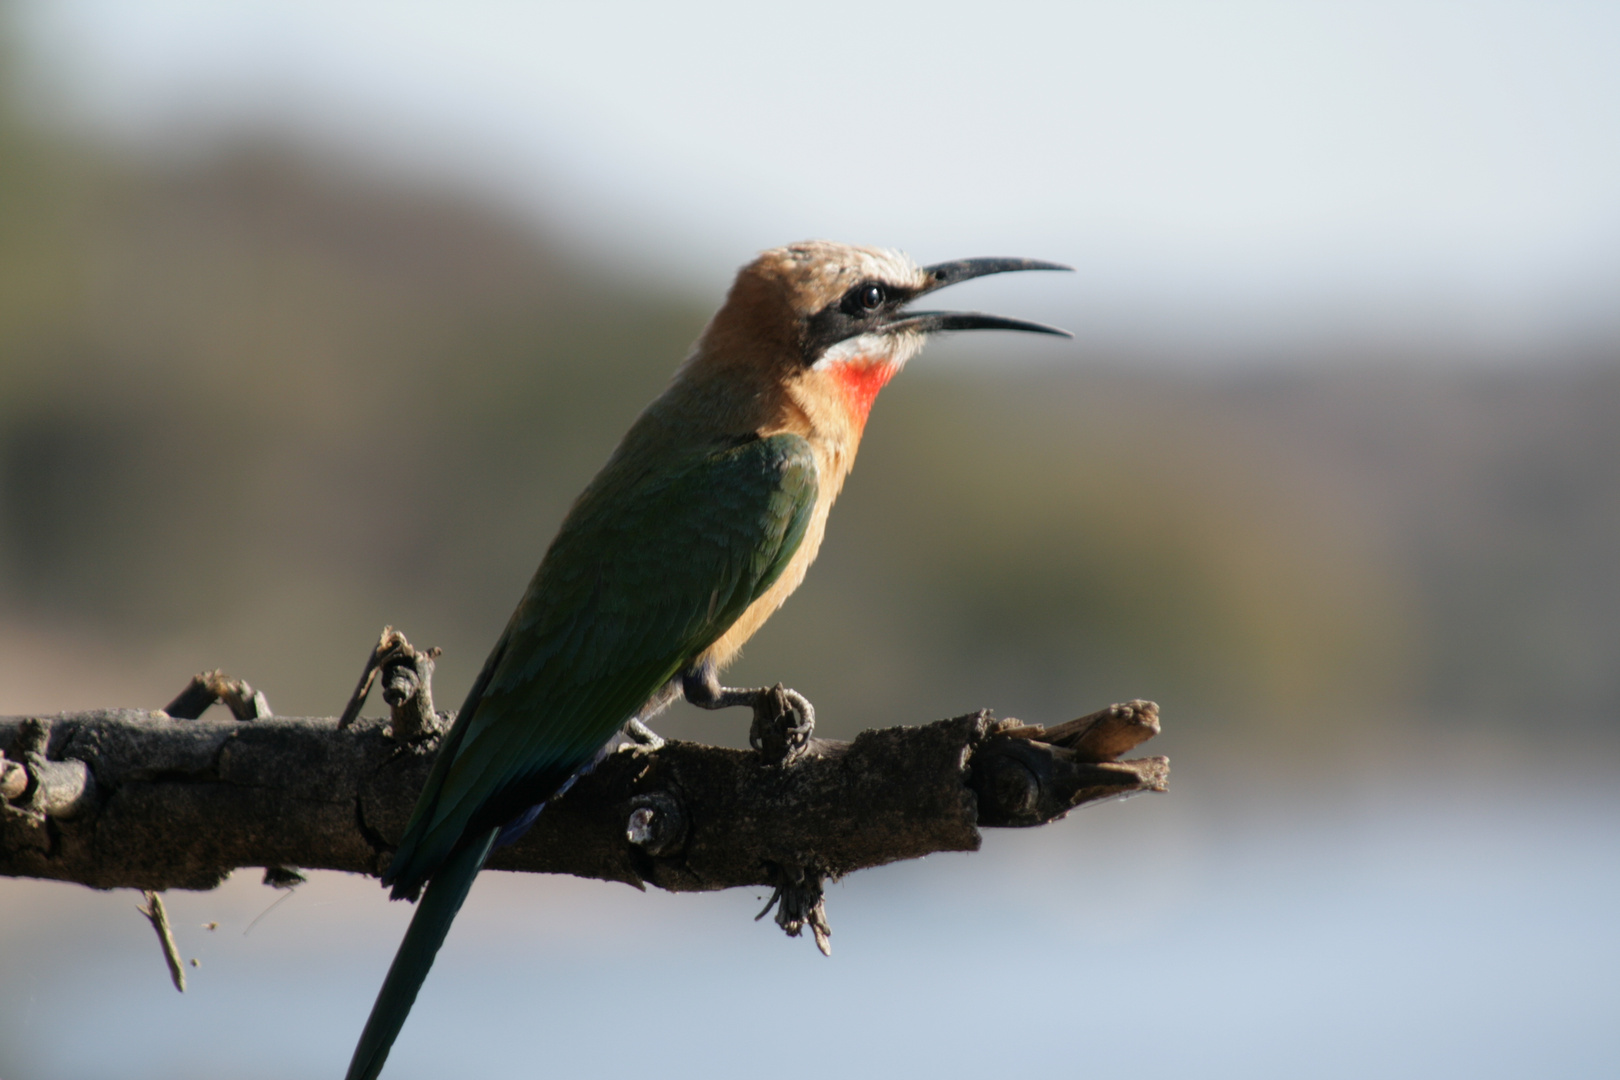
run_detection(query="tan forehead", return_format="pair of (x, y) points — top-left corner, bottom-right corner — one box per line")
(745, 241), (926, 312)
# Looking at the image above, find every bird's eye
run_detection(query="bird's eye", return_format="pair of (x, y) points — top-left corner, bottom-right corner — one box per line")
(837, 281), (891, 318)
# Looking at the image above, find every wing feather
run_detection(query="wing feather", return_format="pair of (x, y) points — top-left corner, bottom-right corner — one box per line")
(385, 433), (817, 895)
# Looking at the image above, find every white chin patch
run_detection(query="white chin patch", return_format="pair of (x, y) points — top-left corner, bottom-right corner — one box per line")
(812, 331), (926, 372)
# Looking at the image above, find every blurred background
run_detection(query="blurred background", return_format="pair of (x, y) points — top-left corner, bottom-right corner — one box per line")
(1, 1), (1616, 1076)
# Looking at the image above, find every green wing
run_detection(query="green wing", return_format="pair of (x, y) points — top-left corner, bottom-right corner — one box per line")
(385, 433), (818, 896)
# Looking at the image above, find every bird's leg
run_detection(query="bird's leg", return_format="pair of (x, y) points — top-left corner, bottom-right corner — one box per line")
(618, 680), (685, 751)
(682, 661), (815, 764)
(621, 717), (664, 751)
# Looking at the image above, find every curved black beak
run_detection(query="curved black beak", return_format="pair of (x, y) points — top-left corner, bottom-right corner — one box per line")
(919, 257), (1074, 293)
(884, 310), (1071, 337)
(890, 257), (1074, 338)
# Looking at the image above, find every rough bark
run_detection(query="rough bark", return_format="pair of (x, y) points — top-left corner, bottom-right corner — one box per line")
(0, 705), (1165, 889)
(0, 640), (1167, 950)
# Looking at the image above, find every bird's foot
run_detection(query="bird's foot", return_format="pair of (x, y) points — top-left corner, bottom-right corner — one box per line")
(682, 665), (815, 765)
(620, 716), (665, 751)
(756, 863), (831, 956)
(746, 684), (815, 765)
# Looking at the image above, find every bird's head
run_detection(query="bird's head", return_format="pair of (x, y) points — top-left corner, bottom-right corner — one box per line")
(696, 241), (1071, 433)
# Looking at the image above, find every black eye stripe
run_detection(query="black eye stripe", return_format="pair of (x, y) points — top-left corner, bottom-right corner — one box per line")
(802, 280), (918, 364)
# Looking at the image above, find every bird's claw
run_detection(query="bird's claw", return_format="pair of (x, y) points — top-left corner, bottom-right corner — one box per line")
(680, 664), (814, 764)
(748, 684), (815, 765)
(620, 717), (665, 751)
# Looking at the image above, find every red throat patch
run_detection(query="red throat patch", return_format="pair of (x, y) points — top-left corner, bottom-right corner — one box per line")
(832, 361), (898, 427)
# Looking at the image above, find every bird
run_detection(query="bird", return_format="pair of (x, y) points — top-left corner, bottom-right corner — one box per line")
(345, 240), (1071, 1080)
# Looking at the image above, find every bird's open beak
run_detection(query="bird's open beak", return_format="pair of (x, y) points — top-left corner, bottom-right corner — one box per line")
(888, 257), (1074, 338)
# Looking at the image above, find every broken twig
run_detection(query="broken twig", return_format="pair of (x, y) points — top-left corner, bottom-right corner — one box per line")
(137, 890), (186, 993)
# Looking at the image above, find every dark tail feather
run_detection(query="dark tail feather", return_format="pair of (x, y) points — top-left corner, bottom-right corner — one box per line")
(345, 828), (499, 1080)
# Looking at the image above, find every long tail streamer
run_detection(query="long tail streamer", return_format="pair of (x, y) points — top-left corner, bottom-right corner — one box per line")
(345, 828), (500, 1080)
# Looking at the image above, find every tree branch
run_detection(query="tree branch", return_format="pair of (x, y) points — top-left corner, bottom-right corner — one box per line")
(0, 638), (1167, 948)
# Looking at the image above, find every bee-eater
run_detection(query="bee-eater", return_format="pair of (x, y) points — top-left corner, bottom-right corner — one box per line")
(345, 241), (1070, 1079)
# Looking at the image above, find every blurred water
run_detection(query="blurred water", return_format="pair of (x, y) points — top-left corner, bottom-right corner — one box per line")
(2, 761), (1615, 1079)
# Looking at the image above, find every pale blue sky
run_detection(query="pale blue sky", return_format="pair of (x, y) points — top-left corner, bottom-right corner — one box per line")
(16, 0), (1620, 355)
